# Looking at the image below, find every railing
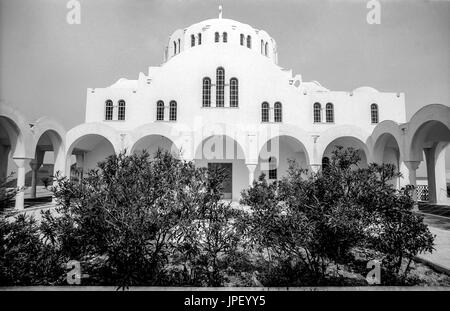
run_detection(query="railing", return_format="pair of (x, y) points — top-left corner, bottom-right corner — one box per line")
(416, 185), (429, 202)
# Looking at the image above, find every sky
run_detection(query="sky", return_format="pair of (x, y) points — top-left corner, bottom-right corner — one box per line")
(0, 0), (449, 130)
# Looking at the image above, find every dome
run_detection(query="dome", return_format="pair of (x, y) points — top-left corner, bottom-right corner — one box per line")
(164, 16), (278, 64)
(352, 86), (379, 94)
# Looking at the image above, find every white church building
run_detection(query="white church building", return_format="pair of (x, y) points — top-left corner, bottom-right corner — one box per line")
(1, 11), (450, 208)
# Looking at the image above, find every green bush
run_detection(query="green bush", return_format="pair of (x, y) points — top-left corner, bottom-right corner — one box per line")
(0, 174), (17, 211)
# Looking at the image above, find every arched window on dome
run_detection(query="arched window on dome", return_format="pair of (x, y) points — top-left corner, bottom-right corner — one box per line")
(247, 35), (252, 48)
(191, 34), (195, 47)
(371, 103), (379, 124)
(202, 77), (211, 107)
(274, 102), (282, 122)
(230, 78), (238, 107)
(105, 100), (113, 120)
(268, 157), (277, 180)
(325, 103), (334, 123)
(261, 102), (269, 122)
(173, 41), (177, 55)
(198, 33), (202, 45)
(216, 67), (225, 107)
(313, 103), (321, 123)
(223, 32), (227, 43)
(169, 101), (177, 121)
(157, 100), (165, 121)
(118, 100), (126, 121)
(265, 42), (268, 56)
(240, 34), (244, 46)
(215, 32), (220, 43)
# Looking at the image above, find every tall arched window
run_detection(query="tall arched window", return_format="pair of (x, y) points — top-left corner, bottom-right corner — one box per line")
(240, 34), (244, 45)
(198, 33), (202, 45)
(118, 100), (126, 121)
(169, 101), (177, 121)
(105, 100), (113, 120)
(274, 102), (282, 122)
(215, 32), (220, 43)
(265, 42), (268, 56)
(325, 103), (334, 123)
(247, 35), (252, 48)
(216, 67), (225, 107)
(202, 77), (211, 107)
(156, 101), (164, 121)
(268, 157), (277, 180)
(261, 102), (269, 122)
(313, 103), (321, 123)
(191, 34), (195, 47)
(261, 40), (264, 54)
(223, 32), (227, 43)
(173, 41), (177, 55)
(371, 103), (379, 123)
(178, 39), (181, 53)
(230, 78), (238, 107)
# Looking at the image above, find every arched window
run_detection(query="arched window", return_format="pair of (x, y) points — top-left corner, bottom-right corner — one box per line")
(325, 103), (334, 123)
(265, 42), (268, 56)
(118, 100), (126, 121)
(313, 103), (321, 123)
(261, 102), (269, 122)
(216, 67), (225, 107)
(178, 39), (181, 53)
(371, 103), (379, 123)
(215, 32), (220, 43)
(261, 40), (264, 54)
(274, 102), (282, 122)
(247, 35), (252, 48)
(223, 32), (227, 43)
(105, 100), (113, 120)
(173, 41), (177, 55)
(191, 34), (195, 47)
(202, 77), (211, 107)
(240, 34), (244, 46)
(156, 100), (164, 121)
(230, 78), (238, 107)
(268, 157), (277, 180)
(169, 101), (177, 121)
(198, 33), (202, 45)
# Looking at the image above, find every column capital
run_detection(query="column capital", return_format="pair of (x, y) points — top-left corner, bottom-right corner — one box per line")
(404, 160), (420, 171)
(310, 164), (321, 173)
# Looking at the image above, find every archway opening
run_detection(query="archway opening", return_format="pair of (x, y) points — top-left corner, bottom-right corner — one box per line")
(131, 135), (179, 159)
(67, 134), (115, 181)
(323, 136), (369, 169)
(373, 133), (401, 188)
(256, 135), (310, 181)
(412, 120), (450, 204)
(0, 116), (22, 190)
(194, 135), (246, 201)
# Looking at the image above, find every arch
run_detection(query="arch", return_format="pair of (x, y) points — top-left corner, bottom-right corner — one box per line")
(0, 103), (34, 159)
(325, 103), (334, 123)
(173, 41), (177, 54)
(65, 123), (121, 177)
(215, 32), (220, 43)
(223, 32), (227, 43)
(313, 102), (321, 123)
(240, 34), (244, 46)
(369, 120), (403, 164)
(216, 67), (225, 107)
(274, 102), (282, 123)
(317, 126), (371, 165)
(230, 78), (238, 107)
(265, 42), (268, 56)
(202, 77), (211, 107)
(261, 102), (269, 122)
(198, 33), (202, 45)
(130, 134), (180, 159)
(246, 35), (252, 48)
(191, 34), (195, 47)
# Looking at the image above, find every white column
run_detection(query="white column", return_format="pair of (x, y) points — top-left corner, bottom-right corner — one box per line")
(424, 148), (436, 203)
(13, 158), (31, 210)
(404, 160), (420, 210)
(309, 164), (321, 174)
(246, 163), (257, 186)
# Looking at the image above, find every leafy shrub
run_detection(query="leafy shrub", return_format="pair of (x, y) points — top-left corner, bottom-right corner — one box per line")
(0, 174), (17, 211)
